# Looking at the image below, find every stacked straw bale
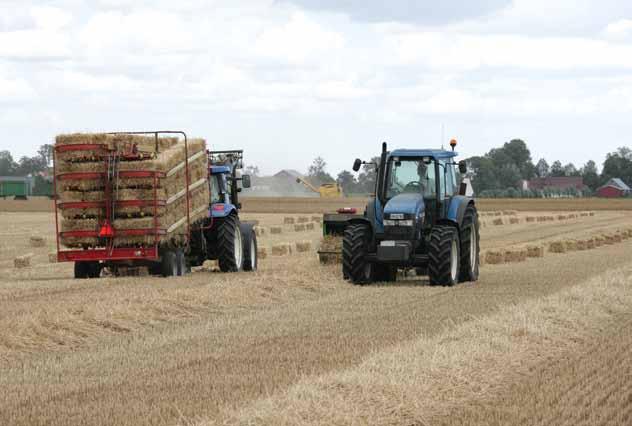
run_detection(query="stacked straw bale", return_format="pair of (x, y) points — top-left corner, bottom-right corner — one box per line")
(254, 226), (266, 237)
(29, 236), (46, 247)
(305, 223), (315, 231)
(549, 241), (566, 253)
(319, 236), (342, 264)
(526, 245), (545, 258)
(272, 243), (293, 256)
(14, 254), (32, 268)
(56, 133), (209, 248)
(485, 251), (504, 265)
(492, 218), (504, 226)
(509, 218), (520, 225)
(295, 241), (312, 253)
(284, 217), (295, 225)
(257, 247), (268, 260)
(270, 226), (283, 235)
(294, 224), (306, 232)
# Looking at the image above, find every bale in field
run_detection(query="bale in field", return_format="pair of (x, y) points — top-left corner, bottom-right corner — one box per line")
(604, 235), (615, 245)
(257, 247), (268, 260)
(613, 233), (623, 243)
(557, 215), (567, 221)
(297, 216), (309, 223)
(492, 218), (504, 226)
(270, 226), (283, 235)
(29, 236), (46, 247)
(546, 216), (555, 221)
(48, 252), (57, 263)
(580, 212), (589, 217)
(586, 238), (595, 250)
(319, 236), (342, 264)
(485, 250), (504, 265)
(537, 216), (547, 222)
(504, 249), (526, 263)
(271, 243), (292, 256)
(594, 236), (604, 247)
(494, 212), (502, 216)
(294, 224), (306, 232)
(589, 212), (595, 216)
(502, 210), (517, 216)
(549, 241), (566, 253)
(509, 218), (520, 225)
(284, 217), (295, 225)
(295, 241), (312, 253)
(14, 254), (32, 268)
(254, 226), (266, 237)
(565, 240), (578, 251)
(526, 245), (545, 258)
(305, 223), (315, 231)
(526, 216), (536, 223)
(311, 216), (321, 223)
(576, 240), (587, 250)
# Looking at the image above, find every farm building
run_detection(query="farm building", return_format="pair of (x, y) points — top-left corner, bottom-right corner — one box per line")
(0, 176), (34, 199)
(525, 176), (584, 191)
(596, 178), (631, 198)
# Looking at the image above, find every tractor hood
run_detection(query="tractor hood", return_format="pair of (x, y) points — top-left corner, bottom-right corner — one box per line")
(384, 193), (425, 218)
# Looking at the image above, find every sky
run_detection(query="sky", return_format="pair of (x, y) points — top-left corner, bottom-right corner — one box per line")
(1, 0), (632, 176)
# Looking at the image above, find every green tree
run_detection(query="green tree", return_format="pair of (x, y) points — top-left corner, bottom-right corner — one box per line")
(602, 147), (632, 185)
(580, 160), (600, 190)
(337, 170), (357, 194)
(37, 144), (54, 168)
(307, 156), (334, 185)
(0, 151), (17, 175)
(563, 163), (579, 176)
(535, 158), (549, 178)
(550, 161), (564, 177)
(356, 156), (380, 194)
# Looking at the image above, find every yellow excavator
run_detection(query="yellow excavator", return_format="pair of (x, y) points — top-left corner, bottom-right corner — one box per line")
(295, 176), (343, 198)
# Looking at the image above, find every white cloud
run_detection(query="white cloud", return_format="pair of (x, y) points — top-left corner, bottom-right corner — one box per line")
(605, 19), (632, 40)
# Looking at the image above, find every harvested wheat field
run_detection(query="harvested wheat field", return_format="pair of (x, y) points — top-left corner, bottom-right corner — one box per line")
(1, 200), (632, 426)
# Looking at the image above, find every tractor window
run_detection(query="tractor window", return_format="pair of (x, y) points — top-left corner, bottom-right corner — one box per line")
(386, 158), (436, 199)
(210, 175), (222, 204)
(443, 161), (457, 197)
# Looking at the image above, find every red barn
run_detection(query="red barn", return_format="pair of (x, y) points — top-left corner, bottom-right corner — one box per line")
(596, 178), (630, 198)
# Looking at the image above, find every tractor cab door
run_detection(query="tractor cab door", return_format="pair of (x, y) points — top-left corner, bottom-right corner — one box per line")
(437, 160), (458, 218)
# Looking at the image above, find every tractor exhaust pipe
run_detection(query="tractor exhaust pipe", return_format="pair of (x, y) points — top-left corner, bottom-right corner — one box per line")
(382, 142), (387, 154)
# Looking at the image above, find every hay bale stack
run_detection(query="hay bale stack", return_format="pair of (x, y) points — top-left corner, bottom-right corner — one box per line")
(546, 216), (555, 221)
(526, 216), (536, 223)
(613, 233), (623, 243)
(56, 134), (209, 248)
(270, 226), (283, 235)
(504, 249), (526, 263)
(549, 241), (566, 253)
(509, 218), (520, 225)
(557, 215), (567, 221)
(284, 217), (295, 225)
(311, 216), (322, 223)
(485, 251), (504, 265)
(48, 251), (58, 263)
(620, 231), (629, 240)
(580, 212), (589, 217)
(565, 240), (578, 251)
(254, 226), (266, 237)
(589, 212), (595, 217)
(503, 210), (517, 216)
(319, 236), (342, 264)
(494, 212), (502, 216)
(297, 216), (310, 224)
(14, 254), (32, 268)
(295, 241), (312, 253)
(567, 214), (576, 219)
(537, 216), (547, 222)
(294, 224), (306, 232)
(576, 240), (587, 251)
(604, 235), (615, 245)
(594, 236), (604, 247)
(257, 247), (268, 260)
(586, 239), (595, 250)
(492, 218), (504, 226)
(271, 243), (292, 256)
(305, 223), (315, 231)
(526, 245), (545, 258)
(29, 236), (46, 248)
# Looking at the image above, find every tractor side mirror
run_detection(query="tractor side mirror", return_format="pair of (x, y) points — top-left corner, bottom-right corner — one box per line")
(352, 158), (362, 172)
(242, 174), (251, 189)
(458, 160), (467, 174)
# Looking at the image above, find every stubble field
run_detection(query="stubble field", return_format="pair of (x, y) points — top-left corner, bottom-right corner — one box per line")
(1, 198), (631, 425)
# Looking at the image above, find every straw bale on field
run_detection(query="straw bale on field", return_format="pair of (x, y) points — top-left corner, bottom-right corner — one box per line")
(504, 249), (527, 263)
(297, 216), (309, 223)
(509, 218), (520, 224)
(604, 235), (615, 245)
(494, 212), (502, 216)
(565, 240), (578, 251)
(48, 251), (57, 263)
(14, 254), (32, 268)
(594, 236), (604, 247)
(526, 245), (544, 258)
(29, 236), (46, 247)
(546, 216), (555, 221)
(294, 224), (306, 232)
(257, 247), (268, 260)
(526, 216), (536, 223)
(254, 226), (266, 237)
(549, 241), (566, 253)
(318, 236), (342, 264)
(270, 226), (283, 235)
(492, 218), (504, 226)
(586, 238), (595, 249)
(502, 210), (517, 216)
(613, 233), (623, 243)
(305, 223), (315, 231)
(589, 212), (595, 216)
(272, 243), (292, 256)
(537, 216), (547, 222)
(576, 240), (587, 250)
(485, 250), (504, 265)
(295, 241), (312, 253)
(557, 215), (567, 221)
(580, 212), (589, 217)
(284, 217), (295, 225)
(311, 216), (321, 223)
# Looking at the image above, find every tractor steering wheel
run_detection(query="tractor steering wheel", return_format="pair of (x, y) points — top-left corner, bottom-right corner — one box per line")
(403, 181), (423, 193)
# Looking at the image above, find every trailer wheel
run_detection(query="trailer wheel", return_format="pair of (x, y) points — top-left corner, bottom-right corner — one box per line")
(74, 261), (100, 279)
(161, 250), (178, 277)
(217, 214), (243, 272)
(176, 249), (187, 276)
(240, 224), (258, 272)
(428, 225), (460, 286)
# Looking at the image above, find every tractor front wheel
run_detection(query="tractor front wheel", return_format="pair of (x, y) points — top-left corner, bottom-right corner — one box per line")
(459, 204), (480, 283)
(240, 223), (258, 272)
(428, 225), (460, 286)
(342, 223), (373, 285)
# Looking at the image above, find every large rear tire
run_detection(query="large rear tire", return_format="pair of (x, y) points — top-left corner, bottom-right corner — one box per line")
(161, 250), (178, 277)
(428, 225), (460, 286)
(217, 214), (243, 272)
(342, 224), (373, 285)
(459, 204), (480, 283)
(176, 249), (186, 276)
(241, 223), (258, 272)
(74, 261), (100, 279)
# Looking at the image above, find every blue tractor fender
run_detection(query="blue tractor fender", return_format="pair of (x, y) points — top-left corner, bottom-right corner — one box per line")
(210, 202), (238, 219)
(444, 196), (475, 228)
(346, 198), (384, 245)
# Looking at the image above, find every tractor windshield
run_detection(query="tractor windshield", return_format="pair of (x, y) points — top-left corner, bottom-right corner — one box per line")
(386, 157), (436, 199)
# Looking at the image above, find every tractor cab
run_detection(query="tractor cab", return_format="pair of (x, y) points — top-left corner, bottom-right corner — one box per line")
(208, 151), (251, 216)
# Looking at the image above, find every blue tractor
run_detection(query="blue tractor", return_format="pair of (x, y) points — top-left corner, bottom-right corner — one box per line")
(188, 150), (258, 273)
(344, 140), (479, 286)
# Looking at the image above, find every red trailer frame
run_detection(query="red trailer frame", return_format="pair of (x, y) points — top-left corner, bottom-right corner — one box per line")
(53, 131), (192, 265)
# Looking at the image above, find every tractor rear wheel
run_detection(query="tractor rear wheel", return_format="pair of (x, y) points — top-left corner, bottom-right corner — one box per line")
(459, 204), (480, 283)
(161, 250), (178, 277)
(240, 223), (258, 272)
(176, 249), (187, 276)
(217, 214), (243, 272)
(342, 223), (373, 285)
(428, 225), (460, 286)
